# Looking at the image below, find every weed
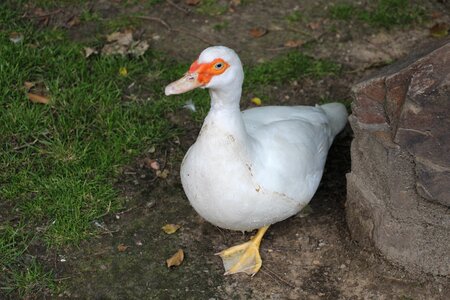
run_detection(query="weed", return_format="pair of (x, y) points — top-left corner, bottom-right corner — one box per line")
(285, 11), (303, 23)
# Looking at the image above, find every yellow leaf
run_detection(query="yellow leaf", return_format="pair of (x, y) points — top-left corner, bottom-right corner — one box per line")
(162, 224), (181, 234)
(119, 67), (128, 76)
(251, 97), (262, 106)
(166, 249), (184, 268)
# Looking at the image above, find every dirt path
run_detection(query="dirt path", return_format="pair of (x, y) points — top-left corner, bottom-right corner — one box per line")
(39, 0), (450, 298)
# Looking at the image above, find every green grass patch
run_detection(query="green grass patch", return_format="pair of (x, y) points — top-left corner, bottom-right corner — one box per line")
(0, 3), (191, 297)
(245, 52), (340, 87)
(196, 0), (228, 16)
(329, 0), (425, 29)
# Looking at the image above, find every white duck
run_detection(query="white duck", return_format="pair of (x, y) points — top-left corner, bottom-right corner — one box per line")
(165, 46), (347, 276)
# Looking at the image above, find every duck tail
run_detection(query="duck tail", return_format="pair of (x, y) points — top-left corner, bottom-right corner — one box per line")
(320, 103), (348, 137)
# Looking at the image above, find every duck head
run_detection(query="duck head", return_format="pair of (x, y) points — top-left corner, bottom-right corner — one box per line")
(165, 46), (244, 96)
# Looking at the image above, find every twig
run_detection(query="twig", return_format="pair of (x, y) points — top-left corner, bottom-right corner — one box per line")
(286, 26), (313, 37)
(261, 266), (296, 289)
(116, 206), (135, 215)
(166, 0), (190, 14)
(137, 16), (172, 31)
(13, 138), (39, 151)
(54, 276), (72, 282)
(137, 16), (215, 46)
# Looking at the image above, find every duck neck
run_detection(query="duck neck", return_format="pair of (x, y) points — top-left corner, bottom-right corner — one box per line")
(209, 87), (241, 112)
(205, 87), (248, 140)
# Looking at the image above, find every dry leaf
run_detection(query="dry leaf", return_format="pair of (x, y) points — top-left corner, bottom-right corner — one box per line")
(284, 39), (304, 48)
(430, 22), (449, 38)
(251, 97), (262, 106)
(307, 21), (321, 30)
(24, 81), (35, 90)
(129, 40), (149, 57)
(156, 169), (169, 179)
(249, 27), (268, 38)
(27, 93), (50, 104)
(84, 47), (98, 58)
(9, 32), (24, 44)
(67, 16), (80, 28)
(185, 0), (200, 5)
(162, 224), (181, 234)
(117, 243), (129, 252)
(166, 249), (184, 268)
(107, 30), (133, 45)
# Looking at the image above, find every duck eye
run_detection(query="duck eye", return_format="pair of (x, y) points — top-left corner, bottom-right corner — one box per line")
(214, 63), (223, 70)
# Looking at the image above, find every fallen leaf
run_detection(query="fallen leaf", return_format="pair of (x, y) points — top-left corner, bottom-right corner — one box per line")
(119, 67), (128, 77)
(307, 21), (321, 30)
(27, 93), (50, 104)
(166, 249), (184, 268)
(84, 47), (98, 58)
(249, 27), (268, 38)
(24, 81), (35, 90)
(107, 30), (133, 45)
(185, 0), (200, 5)
(156, 169), (169, 179)
(284, 39), (304, 48)
(9, 32), (24, 44)
(430, 22), (449, 38)
(162, 224), (181, 234)
(117, 243), (129, 252)
(67, 16), (80, 28)
(129, 40), (149, 57)
(251, 97), (262, 106)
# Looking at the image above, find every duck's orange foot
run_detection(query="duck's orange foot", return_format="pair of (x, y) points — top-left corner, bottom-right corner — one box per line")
(215, 225), (269, 276)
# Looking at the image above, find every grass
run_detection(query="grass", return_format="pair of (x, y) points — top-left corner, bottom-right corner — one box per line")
(196, 0), (228, 16)
(329, 0), (425, 28)
(0, 3), (191, 297)
(0, 1), (341, 297)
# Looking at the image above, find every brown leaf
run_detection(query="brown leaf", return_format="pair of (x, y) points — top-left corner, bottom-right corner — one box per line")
(430, 22), (449, 38)
(24, 81), (35, 91)
(129, 40), (149, 57)
(84, 47), (98, 58)
(185, 0), (200, 5)
(284, 39), (304, 48)
(307, 21), (321, 30)
(67, 16), (80, 28)
(249, 27), (268, 38)
(117, 243), (129, 252)
(162, 224), (181, 234)
(9, 32), (24, 44)
(27, 93), (50, 104)
(166, 249), (184, 268)
(431, 11), (443, 19)
(106, 30), (133, 45)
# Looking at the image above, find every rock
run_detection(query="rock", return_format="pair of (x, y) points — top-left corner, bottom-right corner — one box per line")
(346, 40), (450, 276)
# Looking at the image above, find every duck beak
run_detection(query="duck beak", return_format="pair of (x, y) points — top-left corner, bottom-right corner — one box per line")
(165, 72), (203, 96)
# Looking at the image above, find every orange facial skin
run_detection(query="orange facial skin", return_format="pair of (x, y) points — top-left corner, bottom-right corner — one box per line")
(188, 58), (230, 85)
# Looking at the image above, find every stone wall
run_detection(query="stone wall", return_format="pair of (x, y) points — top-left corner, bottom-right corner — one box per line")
(346, 40), (450, 275)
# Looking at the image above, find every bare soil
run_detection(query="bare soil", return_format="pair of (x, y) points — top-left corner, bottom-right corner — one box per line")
(30, 0), (450, 298)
